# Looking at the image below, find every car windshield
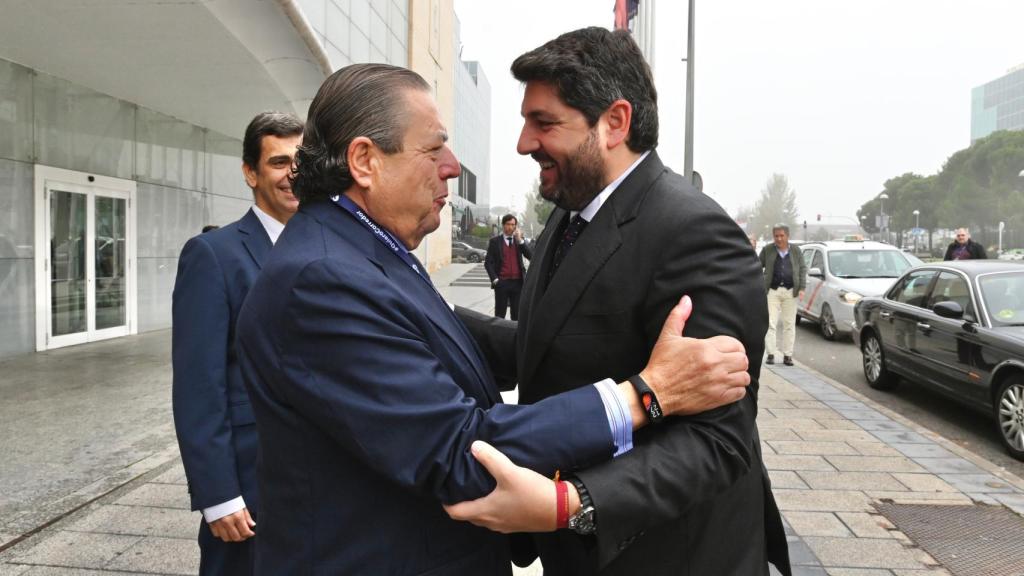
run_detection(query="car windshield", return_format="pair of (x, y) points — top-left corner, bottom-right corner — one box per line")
(827, 250), (912, 278)
(979, 271), (1024, 327)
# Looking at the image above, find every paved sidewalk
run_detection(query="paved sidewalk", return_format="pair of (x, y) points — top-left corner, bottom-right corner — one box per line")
(2, 263), (1023, 575)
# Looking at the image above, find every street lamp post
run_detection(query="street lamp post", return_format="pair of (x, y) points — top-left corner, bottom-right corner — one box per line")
(913, 209), (920, 253)
(879, 193), (889, 244)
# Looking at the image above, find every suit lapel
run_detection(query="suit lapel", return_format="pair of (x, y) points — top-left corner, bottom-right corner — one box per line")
(518, 152), (666, 388)
(330, 206), (499, 405)
(238, 208), (272, 269)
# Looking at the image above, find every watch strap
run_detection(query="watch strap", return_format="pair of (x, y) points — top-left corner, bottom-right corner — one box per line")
(628, 374), (665, 424)
(565, 476), (596, 535)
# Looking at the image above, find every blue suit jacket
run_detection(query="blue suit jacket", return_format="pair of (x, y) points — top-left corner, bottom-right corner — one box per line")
(172, 208), (268, 515)
(236, 200), (615, 576)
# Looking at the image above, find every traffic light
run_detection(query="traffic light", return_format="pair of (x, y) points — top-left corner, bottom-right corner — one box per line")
(817, 214), (821, 222)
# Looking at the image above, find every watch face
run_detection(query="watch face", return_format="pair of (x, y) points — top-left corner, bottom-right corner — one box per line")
(570, 505), (596, 535)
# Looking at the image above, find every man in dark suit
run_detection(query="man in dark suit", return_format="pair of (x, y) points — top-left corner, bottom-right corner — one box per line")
(234, 64), (753, 576)
(485, 214), (532, 320)
(171, 112), (302, 575)
(451, 28), (791, 575)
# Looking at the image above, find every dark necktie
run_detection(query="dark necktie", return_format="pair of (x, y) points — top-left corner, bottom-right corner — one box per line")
(507, 237), (513, 247)
(548, 214), (588, 282)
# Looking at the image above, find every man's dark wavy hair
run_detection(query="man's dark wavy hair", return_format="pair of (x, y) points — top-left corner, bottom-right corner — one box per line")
(242, 112), (304, 171)
(292, 63), (430, 204)
(511, 27), (658, 152)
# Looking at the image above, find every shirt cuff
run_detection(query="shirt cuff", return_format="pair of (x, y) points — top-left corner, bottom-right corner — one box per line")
(202, 496), (246, 523)
(593, 378), (633, 457)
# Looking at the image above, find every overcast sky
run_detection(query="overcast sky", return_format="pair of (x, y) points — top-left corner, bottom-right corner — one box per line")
(452, 0), (1024, 228)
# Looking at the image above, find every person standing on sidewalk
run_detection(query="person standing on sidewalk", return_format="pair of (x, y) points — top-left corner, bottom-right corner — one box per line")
(452, 27), (790, 576)
(759, 224), (806, 366)
(485, 214), (532, 320)
(172, 112), (302, 575)
(943, 227), (988, 260)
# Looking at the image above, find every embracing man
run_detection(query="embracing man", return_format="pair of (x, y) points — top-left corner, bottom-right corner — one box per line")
(452, 27), (791, 576)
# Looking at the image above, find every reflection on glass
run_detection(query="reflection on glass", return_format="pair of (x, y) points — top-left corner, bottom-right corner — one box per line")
(50, 190), (87, 336)
(95, 196), (126, 330)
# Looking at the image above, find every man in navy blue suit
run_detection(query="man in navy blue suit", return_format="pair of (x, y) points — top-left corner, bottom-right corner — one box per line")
(235, 64), (753, 575)
(172, 112), (302, 575)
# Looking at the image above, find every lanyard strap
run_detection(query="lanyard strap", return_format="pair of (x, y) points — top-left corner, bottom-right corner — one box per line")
(331, 194), (430, 280)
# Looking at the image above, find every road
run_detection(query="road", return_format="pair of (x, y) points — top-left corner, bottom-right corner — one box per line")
(790, 319), (1024, 479)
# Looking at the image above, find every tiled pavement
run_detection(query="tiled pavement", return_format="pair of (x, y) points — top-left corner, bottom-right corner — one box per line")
(2, 264), (1023, 575)
(761, 363), (1024, 576)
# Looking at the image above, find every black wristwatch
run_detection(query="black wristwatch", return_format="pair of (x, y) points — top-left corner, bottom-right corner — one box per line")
(566, 476), (597, 535)
(629, 374), (664, 424)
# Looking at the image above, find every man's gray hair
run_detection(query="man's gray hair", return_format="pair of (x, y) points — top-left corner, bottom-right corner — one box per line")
(292, 63), (430, 204)
(772, 224), (790, 235)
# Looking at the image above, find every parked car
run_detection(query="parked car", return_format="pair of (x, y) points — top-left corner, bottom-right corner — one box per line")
(998, 248), (1024, 261)
(852, 260), (1024, 460)
(797, 240), (922, 340)
(451, 241), (486, 263)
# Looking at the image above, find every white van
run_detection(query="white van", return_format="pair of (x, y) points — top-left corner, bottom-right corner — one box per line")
(797, 240), (922, 340)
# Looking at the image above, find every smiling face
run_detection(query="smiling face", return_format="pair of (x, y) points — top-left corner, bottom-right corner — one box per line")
(517, 81), (607, 211)
(244, 134), (302, 224)
(371, 88), (460, 249)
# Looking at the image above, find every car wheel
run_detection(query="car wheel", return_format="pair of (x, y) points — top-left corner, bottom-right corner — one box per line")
(468, 254), (480, 263)
(862, 331), (897, 390)
(995, 375), (1024, 461)
(820, 304), (838, 341)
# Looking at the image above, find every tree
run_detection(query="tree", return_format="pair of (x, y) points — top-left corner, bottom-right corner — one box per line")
(857, 130), (1024, 252)
(749, 173), (799, 240)
(522, 179), (555, 237)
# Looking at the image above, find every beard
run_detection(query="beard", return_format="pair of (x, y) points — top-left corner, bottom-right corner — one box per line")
(541, 129), (606, 212)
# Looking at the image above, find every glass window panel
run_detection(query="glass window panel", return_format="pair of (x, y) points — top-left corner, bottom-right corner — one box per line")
(207, 193), (252, 227)
(0, 158), (34, 252)
(326, 1), (350, 55)
(370, 9), (388, 55)
(95, 196), (126, 330)
(893, 270), (936, 308)
(0, 59), (33, 162)
(927, 271), (974, 318)
(135, 107), (205, 191)
(0, 258), (35, 358)
(206, 131), (250, 200)
(34, 73), (134, 179)
(137, 182), (206, 258)
(50, 189), (87, 336)
(980, 272), (1024, 326)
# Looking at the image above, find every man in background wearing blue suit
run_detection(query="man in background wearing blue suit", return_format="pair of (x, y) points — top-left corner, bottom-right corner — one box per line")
(172, 112), (303, 575)
(235, 64), (752, 575)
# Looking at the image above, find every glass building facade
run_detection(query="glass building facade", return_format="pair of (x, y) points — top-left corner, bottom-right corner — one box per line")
(971, 65), (1024, 142)
(0, 1), (414, 360)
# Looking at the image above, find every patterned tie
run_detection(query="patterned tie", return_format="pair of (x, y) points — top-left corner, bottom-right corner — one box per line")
(548, 214), (588, 282)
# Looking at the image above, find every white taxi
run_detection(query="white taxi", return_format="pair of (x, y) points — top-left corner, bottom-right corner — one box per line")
(797, 240), (922, 340)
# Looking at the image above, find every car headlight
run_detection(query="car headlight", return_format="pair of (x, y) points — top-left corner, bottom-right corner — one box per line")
(840, 290), (863, 304)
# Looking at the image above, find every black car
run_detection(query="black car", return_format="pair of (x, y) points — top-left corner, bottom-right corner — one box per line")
(853, 260), (1024, 460)
(451, 241), (486, 263)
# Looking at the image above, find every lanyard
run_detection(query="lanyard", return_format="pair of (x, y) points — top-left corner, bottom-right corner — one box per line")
(331, 194), (432, 285)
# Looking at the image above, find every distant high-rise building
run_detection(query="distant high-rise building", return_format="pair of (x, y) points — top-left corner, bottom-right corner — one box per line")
(451, 16), (491, 238)
(971, 64), (1024, 142)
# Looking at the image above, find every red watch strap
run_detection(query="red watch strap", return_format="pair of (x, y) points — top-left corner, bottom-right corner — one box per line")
(555, 480), (569, 529)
